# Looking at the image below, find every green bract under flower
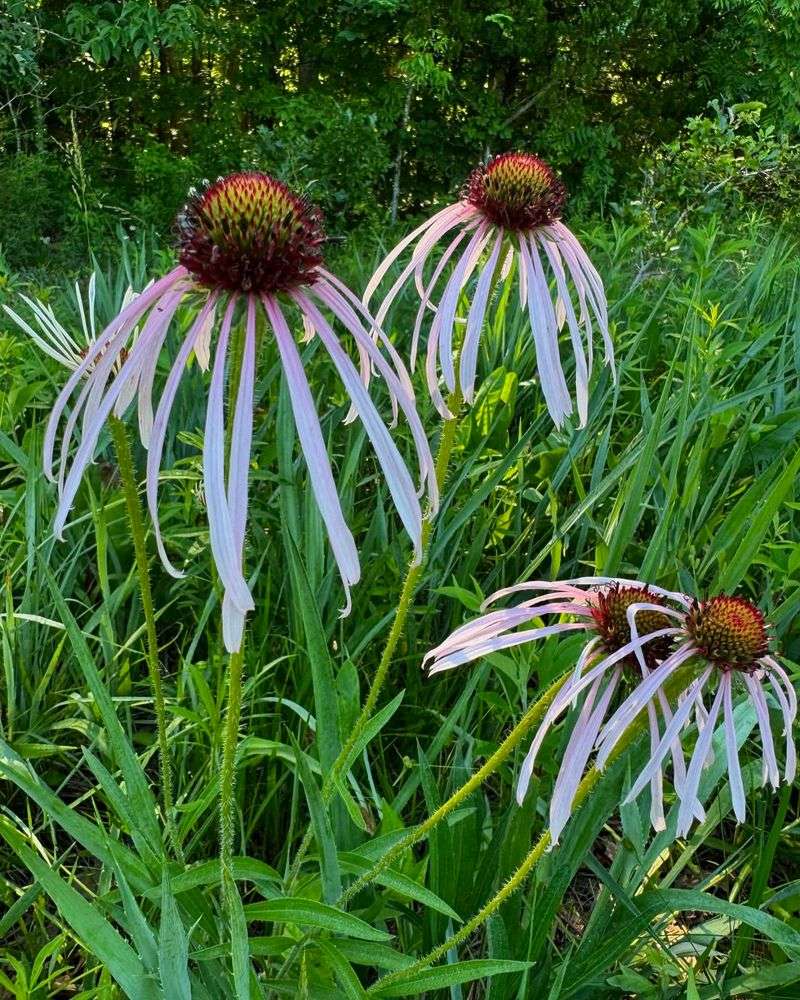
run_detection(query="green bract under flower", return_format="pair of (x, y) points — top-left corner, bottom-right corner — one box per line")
(464, 152), (566, 232)
(177, 171), (325, 294)
(686, 595), (769, 671)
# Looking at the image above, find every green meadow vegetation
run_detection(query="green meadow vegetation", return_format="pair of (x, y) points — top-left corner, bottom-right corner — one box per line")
(1, 2), (800, 998)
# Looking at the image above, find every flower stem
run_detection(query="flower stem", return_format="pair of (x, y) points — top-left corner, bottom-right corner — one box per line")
(220, 646), (245, 882)
(109, 416), (183, 863)
(338, 669), (569, 908)
(366, 665), (700, 994)
(286, 390), (461, 885)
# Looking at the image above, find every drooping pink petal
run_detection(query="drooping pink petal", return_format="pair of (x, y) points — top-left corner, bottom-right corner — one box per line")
(294, 290), (424, 562)
(549, 667), (620, 844)
(43, 267), (185, 482)
(764, 668), (797, 783)
(203, 296), (255, 625)
(459, 230), (504, 404)
(219, 296), (257, 652)
(595, 642), (696, 768)
(517, 236), (572, 426)
(410, 229), (470, 373)
(311, 279), (438, 510)
(146, 294), (218, 576)
(624, 667), (713, 805)
(744, 674), (780, 788)
(677, 680), (724, 837)
(722, 673), (746, 823)
(428, 622), (587, 677)
(539, 235), (590, 426)
(549, 221), (612, 365)
(363, 203), (469, 308)
(52, 284), (187, 538)
(266, 294), (360, 616)
(424, 603), (592, 667)
(435, 223), (491, 394)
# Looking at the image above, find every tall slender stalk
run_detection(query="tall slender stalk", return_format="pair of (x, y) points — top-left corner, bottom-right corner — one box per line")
(337, 669), (568, 907)
(109, 415), (183, 863)
(219, 646), (245, 880)
(366, 665), (700, 994)
(286, 389), (461, 885)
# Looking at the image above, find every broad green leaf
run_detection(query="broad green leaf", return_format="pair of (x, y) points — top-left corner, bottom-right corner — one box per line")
(0, 818), (158, 999)
(159, 869), (192, 1000)
(243, 898), (391, 942)
(372, 959), (533, 996)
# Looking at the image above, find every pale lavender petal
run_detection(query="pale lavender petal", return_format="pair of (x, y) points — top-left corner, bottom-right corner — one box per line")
(723, 673), (746, 823)
(411, 229), (470, 372)
(745, 674), (780, 788)
(203, 296), (254, 619)
(549, 668), (620, 843)
(311, 279), (438, 511)
(549, 221), (612, 364)
(539, 235), (590, 426)
(43, 267), (185, 482)
(677, 680), (724, 837)
(52, 283), (187, 538)
(763, 658), (798, 718)
(424, 603), (592, 666)
(428, 622), (588, 677)
(646, 700), (666, 830)
(363, 203), (469, 307)
(146, 294), (218, 576)
(266, 295), (360, 615)
(596, 643), (696, 768)
(219, 296), (257, 652)
(459, 230), (504, 403)
(624, 667), (713, 803)
(765, 668), (797, 782)
(3, 303), (77, 367)
(517, 235), (571, 426)
(293, 290), (424, 561)
(435, 223), (492, 394)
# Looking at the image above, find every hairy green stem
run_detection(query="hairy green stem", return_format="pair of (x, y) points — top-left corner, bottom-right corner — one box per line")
(109, 416), (183, 863)
(367, 665), (700, 994)
(338, 669), (569, 907)
(273, 670), (569, 983)
(220, 646), (245, 880)
(286, 391), (461, 886)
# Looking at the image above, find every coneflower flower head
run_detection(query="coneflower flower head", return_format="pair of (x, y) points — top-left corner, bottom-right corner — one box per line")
(423, 577), (690, 843)
(177, 174), (324, 293)
(364, 152), (613, 427)
(45, 171), (437, 652)
(598, 594), (796, 837)
(464, 153), (566, 232)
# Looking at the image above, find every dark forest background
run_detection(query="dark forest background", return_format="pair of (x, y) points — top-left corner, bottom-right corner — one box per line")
(1, 0), (800, 276)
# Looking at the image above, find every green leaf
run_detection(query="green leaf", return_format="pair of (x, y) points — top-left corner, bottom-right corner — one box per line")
(372, 959), (533, 996)
(159, 869), (192, 1000)
(0, 818), (158, 999)
(292, 735), (342, 903)
(338, 852), (461, 922)
(43, 565), (163, 855)
(243, 898), (392, 942)
(315, 940), (368, 999)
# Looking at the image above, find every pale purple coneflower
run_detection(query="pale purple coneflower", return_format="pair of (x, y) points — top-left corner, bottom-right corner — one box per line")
(44, 172), (438, 653)
(424, 577), (692, 843)
(364, 152), (614, 426)
(598, 595), (797, 837)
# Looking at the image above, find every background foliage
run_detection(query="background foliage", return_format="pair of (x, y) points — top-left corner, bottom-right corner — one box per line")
(1, 1), (800, 998)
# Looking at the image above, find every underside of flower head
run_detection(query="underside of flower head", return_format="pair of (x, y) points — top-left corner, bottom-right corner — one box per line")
(177, 172), (325, 294)
(45, 172), (437, 654)
(363, 151), (613, 430)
